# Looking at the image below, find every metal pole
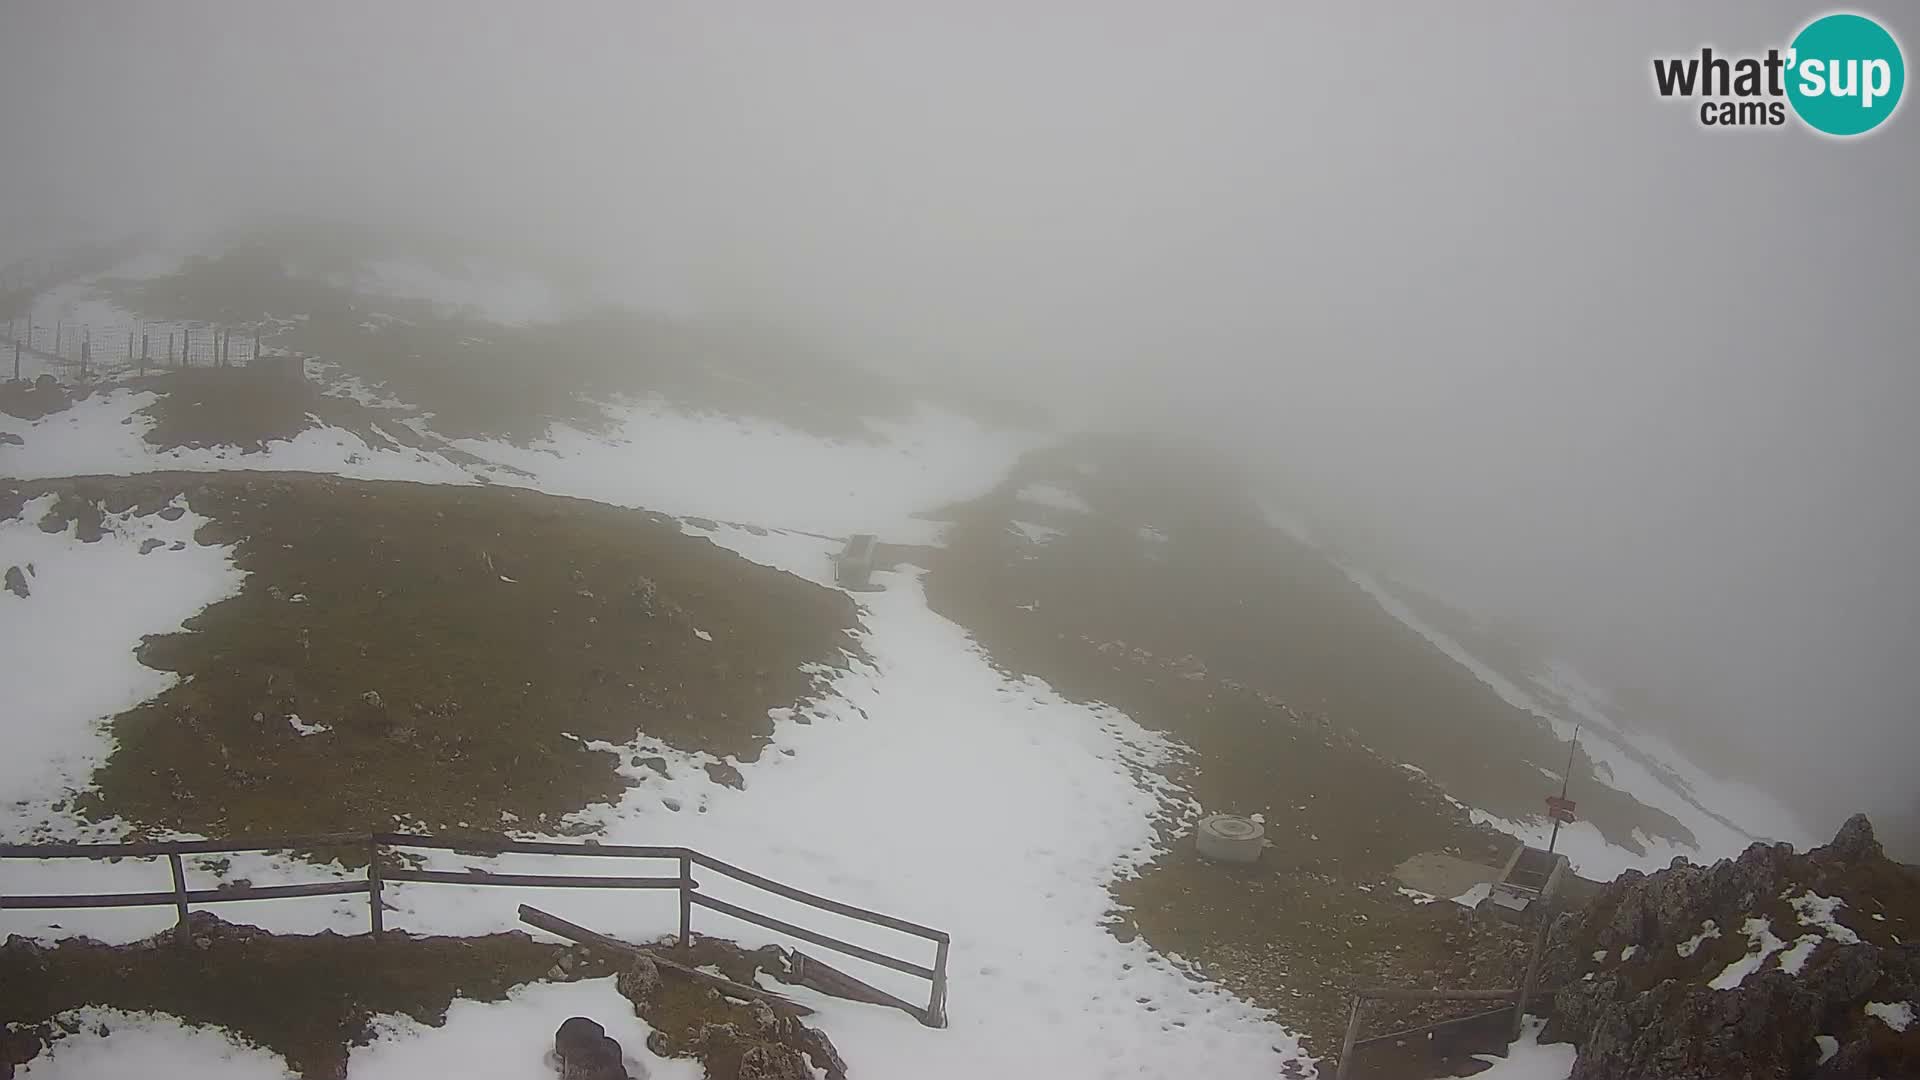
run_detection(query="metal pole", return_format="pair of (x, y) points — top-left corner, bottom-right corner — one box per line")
(1548, 724), (1580, 856)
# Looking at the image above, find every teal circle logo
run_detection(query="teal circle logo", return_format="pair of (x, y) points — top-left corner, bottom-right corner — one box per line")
(1787, 13), (1905, 136)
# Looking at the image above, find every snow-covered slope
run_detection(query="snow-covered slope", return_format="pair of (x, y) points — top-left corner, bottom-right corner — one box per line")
(1339, 562), (1813, 879)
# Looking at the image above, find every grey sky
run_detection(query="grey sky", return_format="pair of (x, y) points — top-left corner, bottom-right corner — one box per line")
(3, 2), (1915, 840)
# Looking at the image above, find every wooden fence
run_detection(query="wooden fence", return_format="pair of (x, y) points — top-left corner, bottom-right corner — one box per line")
(0, 831), (951, 1028)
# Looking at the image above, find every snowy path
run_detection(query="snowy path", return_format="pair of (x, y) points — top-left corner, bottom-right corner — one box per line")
(356, 536), (1308, 1076)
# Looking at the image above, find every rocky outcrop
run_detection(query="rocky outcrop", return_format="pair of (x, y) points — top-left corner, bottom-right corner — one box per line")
(1541, 815), (1920, 1079)
(615, 944), (848, 1080)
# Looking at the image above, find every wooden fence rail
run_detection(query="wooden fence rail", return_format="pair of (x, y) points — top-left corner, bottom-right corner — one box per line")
(0, 831), (950, 1028)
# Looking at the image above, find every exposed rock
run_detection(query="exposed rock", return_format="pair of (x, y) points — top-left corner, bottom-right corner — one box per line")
(0, 432), (22, 446)
(3, 566), (27, 598)
(615, 955), (661, 1003)
(1825, 814), (1884, 866)
(1541, 814), (1920, 1080)
(704, 761), (745, 789)
(344, 689), (391, 733)
(736, 1041), (812, 1080)
(555, 1016), (629, 1080)
(138, 538), (164, 555)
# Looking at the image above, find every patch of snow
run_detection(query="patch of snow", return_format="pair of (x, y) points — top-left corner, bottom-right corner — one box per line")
(286, 714), (330, 737)
(1814, 1034), (1839, 1064)
(1592, 950), (1608, 963)
(0, 495), (244, 836)
(1864, 1000), (1914, 1032)
(347, 977), (698, 1080)
(692, 628), (712, 642)
(0, 388), (480, 484)
(1016, 482), (1091, 514)
(17, 1007), (296, 1079)
(1676, 920), (1721, 958)
(1010, 520), (1063, 544)
(1776, 935), (1822, 975)
(1441, 1015), (1576, 1079)
(1788, 890), (1861, 944)
(1137, 525), (1169, 544)
(1466, 809), (1691, 882)
(1709, 918), (1787, 990)
(1452, 882), (1492, 909)
(1619, 945), (1639, 961)
(1397, 886), (1441, 905)
(459, 400), (1030, 547)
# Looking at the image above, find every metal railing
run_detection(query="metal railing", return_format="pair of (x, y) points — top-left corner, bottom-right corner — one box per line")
(1, 831), (950, 1028)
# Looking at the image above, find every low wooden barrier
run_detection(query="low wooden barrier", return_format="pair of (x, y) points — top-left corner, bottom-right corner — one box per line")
(1, 831), (950, 1027)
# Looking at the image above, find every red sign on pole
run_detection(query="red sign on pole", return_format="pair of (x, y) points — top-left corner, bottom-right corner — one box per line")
(1546, 795), (1577, 823)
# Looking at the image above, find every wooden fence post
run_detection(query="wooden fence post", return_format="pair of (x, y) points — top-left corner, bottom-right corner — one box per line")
(1512, 908), (1551, 1038)
(127, 329), (134, 362)
(168, 332), (175, 367)
(928, 937), (950, 1028)
(13, 340), (20, 382)
(141, 333), (150, 375)
(168, 853), (191, 945)
(52, 322), (60, 356)
(367, 835), (385, 937)
(1334, 995), (1364, 1080)
(182, 329), (190, 367)
(678, 853), (693, 948)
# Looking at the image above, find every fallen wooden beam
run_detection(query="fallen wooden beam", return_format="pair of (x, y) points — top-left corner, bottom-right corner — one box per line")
(517, 904), (814, 1018)
(789, 949), (928, 1025)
